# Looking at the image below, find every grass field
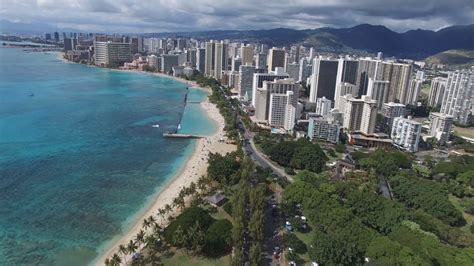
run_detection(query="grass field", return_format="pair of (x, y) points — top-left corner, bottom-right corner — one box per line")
(449, 195), (474, 234)
(453, 126), (474, 139)
(161, 249), (231, 266)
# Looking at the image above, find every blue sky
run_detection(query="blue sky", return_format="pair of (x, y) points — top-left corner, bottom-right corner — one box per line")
(0, 0), (473, 33)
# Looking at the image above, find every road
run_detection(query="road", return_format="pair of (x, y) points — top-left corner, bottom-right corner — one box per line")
(237, 115), (292, 265)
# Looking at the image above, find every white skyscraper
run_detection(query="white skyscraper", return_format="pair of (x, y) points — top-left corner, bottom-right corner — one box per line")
(428, 77), (447, 107)
(269, 90), (296, 130)
(340, 95), (377, 134)
(334, 82), (357, 109)
(429, 112), (454, 145)
(406, 78), (423, 105)
(391, 116), (422, 152)
(315, 97), (332, 116)
(440, 69), (473, 125)
(382, 102), (406, 129)
(251, 72), (289, 107)
(94, 41), (131, 67)
(254, 78), (299, 121)
(308, 116), (341, 143)
(366, 78), (390, 109)
(239, 64), (256, 99)
(298, 57), (312, 82)
(214, 41), (228, 80)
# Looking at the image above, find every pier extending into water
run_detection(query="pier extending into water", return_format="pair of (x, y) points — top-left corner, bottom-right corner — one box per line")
(163, 133), (205, 139)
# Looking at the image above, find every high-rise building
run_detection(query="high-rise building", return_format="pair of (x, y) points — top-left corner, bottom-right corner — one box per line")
(63, 37), (76, 51)
(269, 90), (297, 130)
(391, 116), (422, 152)
(308, 116), (340, 143)
(267, 48), (285, 72)
(389, 63), (413, 103)
(356, 59), (411, 104)
(440, 69), (473, 125)
(315, 97), (332, 116)
(336, 58), (358, 85)
(204, 41), (215, 76)
(333, 58), (358, 109)
(334, 82), (357, 109)
(360, 96), (378, 135)
(382, 102), (406, 130)
(309, 57), (338, 102)
(428, 77), (447, 107)
(161, 54), (179, 74)
(340, 95), (377, 134)
(177, 39), (186, 51)
(239, 64), (256, 99)
(254, 78), (299, 121)
(232, 57), (242, 72)
(196, 48), (206, 72)
(406, 78), (423, 105)
(286, 62), (300, 81)
(429, 112), (454, 145)
(94, 41), (131, 67)
(214, 41), (228, 80)
(251, 72), (289, 106)
(54, 32), (60, 42)
(147, 55), (159, 69)
(366, 78), (390, 109)
(130, 36), (143, 54)
(309, 47), (315, 60)
(45, 33), (51, 41)
(256, 53), (267, 70)
(298, 58), (312, 83)
(241, 45), (253, 66)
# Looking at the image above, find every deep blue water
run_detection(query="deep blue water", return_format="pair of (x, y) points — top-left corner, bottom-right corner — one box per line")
(0, 47), (216, 264)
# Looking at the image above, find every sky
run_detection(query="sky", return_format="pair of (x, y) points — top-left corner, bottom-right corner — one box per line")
(1, 0), (473, 33)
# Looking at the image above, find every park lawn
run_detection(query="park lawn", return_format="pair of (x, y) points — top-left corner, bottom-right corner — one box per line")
(326, 151), (343, 163)
(294, 231), (312, 264)
(161, 249), (231, 266)
(449, 195), (474, 234)
(453, 126), (474, 139)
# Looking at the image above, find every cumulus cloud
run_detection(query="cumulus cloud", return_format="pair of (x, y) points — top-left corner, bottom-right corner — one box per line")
(0, 0), (473, 33)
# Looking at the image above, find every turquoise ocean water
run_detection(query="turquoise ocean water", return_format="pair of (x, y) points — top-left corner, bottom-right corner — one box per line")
(0, 47), (216, 264)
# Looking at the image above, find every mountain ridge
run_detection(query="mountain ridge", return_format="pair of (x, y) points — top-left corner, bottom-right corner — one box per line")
(145, 24), (474, 59)
(2, 19), (473, 59)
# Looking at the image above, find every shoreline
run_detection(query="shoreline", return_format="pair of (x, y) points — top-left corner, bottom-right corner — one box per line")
(82, 59), (235, 265)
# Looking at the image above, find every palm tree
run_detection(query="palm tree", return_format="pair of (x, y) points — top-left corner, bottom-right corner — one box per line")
(127, 239), (138, 257)
(188, 182), (197, 195)
(104, 258), (110, 266)
(173, 196), (185, 210)
(110, 253), (122, 266)
(152, 223), (162, 238)
(142, 218), (150, 230)
(118, 244), (128, 264)
(197, 176), (207, 191)
(164, 203), (172, 214)
(136, 229), (146, 245)
(147, 215), (156, 226)
(158, 208), (166, 223)
(145, 234), (159, 251)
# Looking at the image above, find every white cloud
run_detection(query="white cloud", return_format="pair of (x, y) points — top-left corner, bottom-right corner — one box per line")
(0, 0), (472, 33)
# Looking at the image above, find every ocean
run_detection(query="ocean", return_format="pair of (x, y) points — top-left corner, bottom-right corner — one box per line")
(0, 47), (216, 264)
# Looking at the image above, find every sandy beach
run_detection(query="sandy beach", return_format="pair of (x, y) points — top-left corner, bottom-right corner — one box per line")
(93, 82), (236, 265)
